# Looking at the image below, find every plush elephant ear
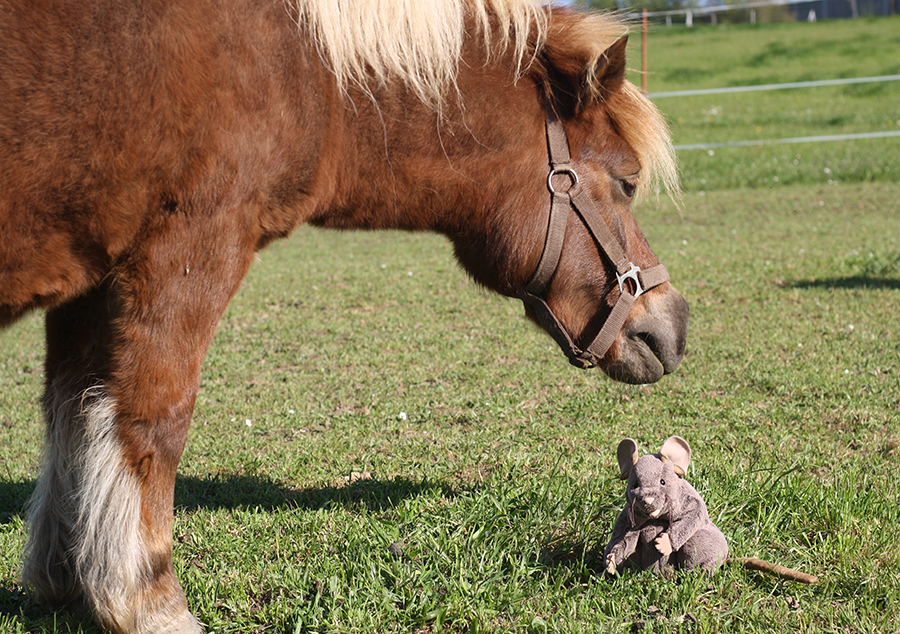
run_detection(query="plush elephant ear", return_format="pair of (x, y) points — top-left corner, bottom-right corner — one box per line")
(660, 436), (691, 476)
(616, 438), (639, 480)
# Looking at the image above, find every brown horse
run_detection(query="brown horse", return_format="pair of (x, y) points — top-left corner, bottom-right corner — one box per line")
(0, 0), (688, 631)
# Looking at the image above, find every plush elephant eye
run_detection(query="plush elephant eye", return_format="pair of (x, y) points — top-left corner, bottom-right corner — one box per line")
(660, 479), (666, 486)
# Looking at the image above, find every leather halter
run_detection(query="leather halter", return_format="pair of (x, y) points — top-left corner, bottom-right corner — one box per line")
(519, 107), (670, 369)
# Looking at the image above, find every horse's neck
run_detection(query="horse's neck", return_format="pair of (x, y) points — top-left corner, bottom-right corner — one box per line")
(315, 79), (545, 237)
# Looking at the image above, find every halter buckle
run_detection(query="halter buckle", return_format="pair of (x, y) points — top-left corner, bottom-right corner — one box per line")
(616, 263), (644, 298)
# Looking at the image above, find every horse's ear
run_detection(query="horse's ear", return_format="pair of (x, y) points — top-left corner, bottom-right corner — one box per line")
(539, 32), (630, 116)
(590, 36), (629, 102)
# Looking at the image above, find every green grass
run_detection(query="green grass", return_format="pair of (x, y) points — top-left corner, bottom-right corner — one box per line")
(2, 16), (900, 634)
(634, 18), (900, 93)
(627, 16), (900, 192)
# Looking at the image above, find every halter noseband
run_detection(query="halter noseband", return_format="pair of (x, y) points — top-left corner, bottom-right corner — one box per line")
(519, 107), (670, 369)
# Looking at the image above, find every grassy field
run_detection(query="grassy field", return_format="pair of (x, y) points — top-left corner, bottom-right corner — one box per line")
(629, 16), (900, 191)
(2, 15), (900, 634)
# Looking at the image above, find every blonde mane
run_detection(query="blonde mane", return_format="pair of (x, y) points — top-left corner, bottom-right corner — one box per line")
(290, 0), (677, 198)
(290, 0), (546, 103)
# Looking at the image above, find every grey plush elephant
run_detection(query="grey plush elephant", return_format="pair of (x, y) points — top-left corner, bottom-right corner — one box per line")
(604, 436), (729, 575)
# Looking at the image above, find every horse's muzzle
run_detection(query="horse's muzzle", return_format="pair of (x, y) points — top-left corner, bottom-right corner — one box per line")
(602, 285), (689, 385)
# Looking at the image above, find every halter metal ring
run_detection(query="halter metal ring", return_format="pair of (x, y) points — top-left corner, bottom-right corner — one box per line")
(616, 262), (644, 298)
(547, 167), (579, 194)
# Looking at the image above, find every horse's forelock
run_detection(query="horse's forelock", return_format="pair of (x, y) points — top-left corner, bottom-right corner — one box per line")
(610, 82), (680, 201)
(534, 10), (680, 201)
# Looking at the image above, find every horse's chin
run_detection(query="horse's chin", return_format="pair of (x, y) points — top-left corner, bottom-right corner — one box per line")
(602, 338), (669, 385)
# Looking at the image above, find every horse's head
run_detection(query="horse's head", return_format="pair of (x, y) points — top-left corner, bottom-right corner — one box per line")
(518, 100), (689, 384)
(311, 5), (686, 384)
(449, 12), (687, 384)
(527, 28), (688, 384)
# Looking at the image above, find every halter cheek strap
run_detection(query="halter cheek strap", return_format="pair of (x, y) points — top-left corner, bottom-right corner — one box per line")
(519, 107), (670, 369)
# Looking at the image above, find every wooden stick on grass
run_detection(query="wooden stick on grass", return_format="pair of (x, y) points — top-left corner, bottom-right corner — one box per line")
(728, 557), (819, 584)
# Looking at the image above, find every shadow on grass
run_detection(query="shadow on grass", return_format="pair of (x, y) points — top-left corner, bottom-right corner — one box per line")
(791, 276), (900, 290)
(174, 472), (469, 514)
(0, 479), (33, 523)
(538, 538), (607, 577)
(0, 473), (467, 630)
(0, 473), (470, 525)
(0, 584), (99, 633)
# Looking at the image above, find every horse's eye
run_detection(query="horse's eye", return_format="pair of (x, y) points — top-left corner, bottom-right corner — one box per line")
(620, 180), (636, 198)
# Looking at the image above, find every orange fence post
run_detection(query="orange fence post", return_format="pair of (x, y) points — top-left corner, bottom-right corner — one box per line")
(641, 9), (648, 93)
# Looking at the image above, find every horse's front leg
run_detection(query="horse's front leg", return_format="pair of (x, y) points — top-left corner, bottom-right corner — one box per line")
(22, 285), (118, 611)
(23, 209), (258, 633)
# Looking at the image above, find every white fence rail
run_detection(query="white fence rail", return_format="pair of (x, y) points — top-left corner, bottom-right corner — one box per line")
(657, 74), (900, 151)
(628, 0), (896, 24)
(674, 130), (900, 151)
(650, 74), (900, 99)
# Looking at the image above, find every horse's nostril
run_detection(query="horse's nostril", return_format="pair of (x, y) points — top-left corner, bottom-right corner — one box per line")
(632, 329), (668, 370)
(635, 328), (680, 375)
(653, 292), (688, 374)
(605, 289), (688, 383)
